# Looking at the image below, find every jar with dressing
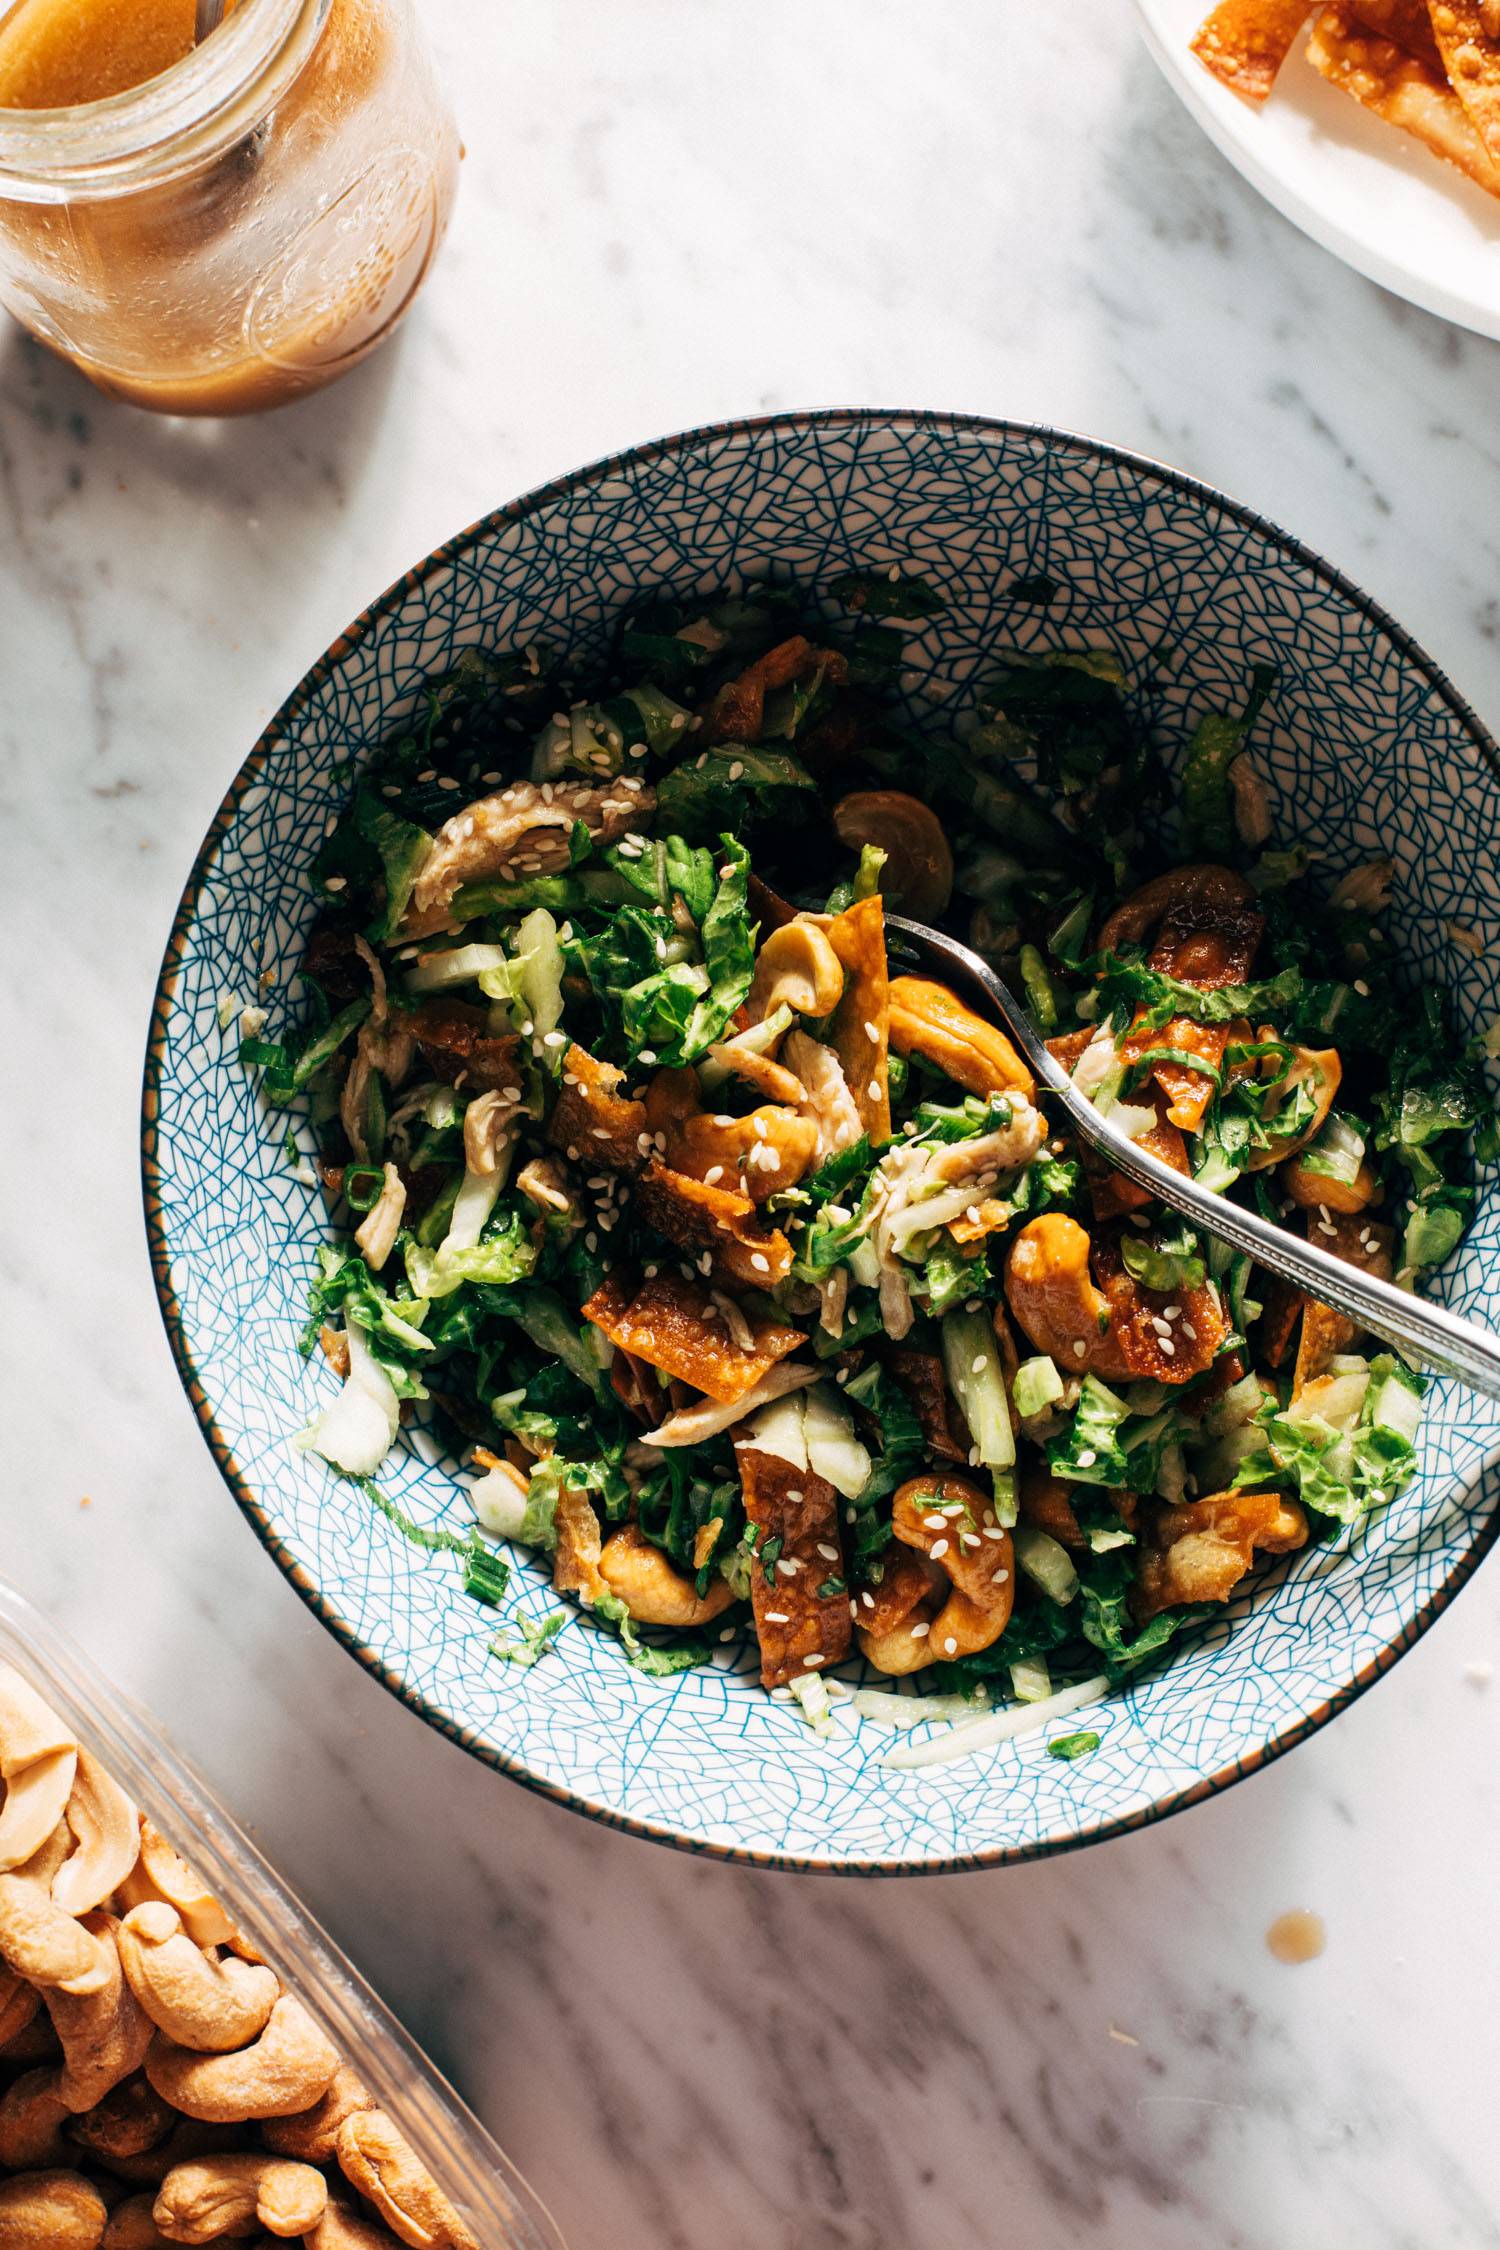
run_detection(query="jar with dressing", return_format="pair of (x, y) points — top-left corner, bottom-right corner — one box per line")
(0, 0), (459, 413)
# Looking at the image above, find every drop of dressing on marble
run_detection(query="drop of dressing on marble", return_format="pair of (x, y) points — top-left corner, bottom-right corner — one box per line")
(1265, 1910), (1325, 1965)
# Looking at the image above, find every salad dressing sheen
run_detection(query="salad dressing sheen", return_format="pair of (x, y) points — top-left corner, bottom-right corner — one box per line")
(0, 0), (457, 414)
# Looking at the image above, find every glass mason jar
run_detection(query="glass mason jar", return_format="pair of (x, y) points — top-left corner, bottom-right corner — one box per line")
(0, 0), (459, 413)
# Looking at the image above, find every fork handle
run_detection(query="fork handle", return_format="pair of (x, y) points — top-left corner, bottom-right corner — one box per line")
(885, 918), (1500, 1402)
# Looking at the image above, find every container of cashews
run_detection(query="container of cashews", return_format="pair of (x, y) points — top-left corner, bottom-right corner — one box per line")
(0, 1584), (564, 2250)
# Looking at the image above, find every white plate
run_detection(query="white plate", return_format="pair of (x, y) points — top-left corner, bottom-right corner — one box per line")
(1135, 0), (1500, 337)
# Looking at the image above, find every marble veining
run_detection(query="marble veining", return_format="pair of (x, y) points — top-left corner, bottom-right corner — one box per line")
(3, 1), (1500, 2243)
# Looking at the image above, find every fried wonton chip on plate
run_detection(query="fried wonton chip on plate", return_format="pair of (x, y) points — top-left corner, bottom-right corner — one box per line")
(734, 1445), (852, 1687)
(582, 1272), (804, 1404)
(1191, 0), (1318, 100)
(1420, 0), (1500, 160)
(1292, 1209), (1396, 1393)
(548, 1043), (649, 1173)
(1137, 1489), (1309, 1622)
(634, 1158), (794, 1289)
(1308, 3), (1500, 189)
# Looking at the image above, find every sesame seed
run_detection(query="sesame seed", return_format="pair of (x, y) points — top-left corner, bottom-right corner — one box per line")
(864, 1021), (878, 1043)
(923, 1514), (947, 1530)
(1182, 1322), (1197, 1340)
(323, 875), (347, 893)
(931, 1538), (950, 1559)
(785, 1489), (804, 1504)
(910, 1622), (931, 1639)
(982, 1527), (1005, 1541)
(639, 1049), (658, 1065)
(718, 1626), (736, 1642)
(1076, 1449), (1097, 1468)
(991, 1567), (1009, 1584)
(1159, 1337), (1176, 1357)
(776, 1559), (800, 1577)
(817, 1543), (839, 1561)
(705, 1165), (724, 1185)
(868, 1080), (881, 1101)
(943, 1637), (958, 1656)
(1163, 1304), (1181, 1319)
(764, 1611), (790, 1625)
(750, 1253), (770, 1273)
(1072, 1340), (1088, 1359)
(728, 762), (744, 781)
(437, 776), (460, 792)
(861, 1591), (875, 1609)
(971, 1353), (987, 1374)
(803, 1652), (826, 1668)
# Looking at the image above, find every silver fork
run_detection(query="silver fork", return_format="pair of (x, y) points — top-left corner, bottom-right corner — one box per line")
(885, 915), (1500, 1402)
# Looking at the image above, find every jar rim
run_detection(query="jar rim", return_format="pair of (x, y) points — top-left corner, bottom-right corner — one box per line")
(0, 0), (329, 195)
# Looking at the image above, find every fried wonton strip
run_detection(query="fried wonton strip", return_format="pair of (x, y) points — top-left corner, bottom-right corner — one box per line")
(1136, 1490), (1309, 1622)
(634, 1159), (794, 1288)
(552, 1485), (610, 1607)
(825, 894), (891, 1143)
(408, 1002), (522, 1097)
(1191, 0), (1317, 99)
(1422, 0), (1500, 159)
(735, 1447), (852, 1687)
(548, 1043), (649, 1174)
(1352, 0), (1443, 66)
(1292, 1210), (1396, 1393)
(582, 1273), (805, 1405)
(1091, 1227), (1230, 1385)
(1308, 3), (1500, 189)
(1121, 900), (1265, 1134)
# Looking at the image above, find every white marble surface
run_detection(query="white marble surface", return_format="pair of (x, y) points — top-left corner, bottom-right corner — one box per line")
(3, 2), (1500, 2243)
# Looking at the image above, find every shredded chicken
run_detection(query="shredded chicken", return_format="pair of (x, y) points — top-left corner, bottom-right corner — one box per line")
(784, 1030), (863, 1159)
(405, 777), (656, 932)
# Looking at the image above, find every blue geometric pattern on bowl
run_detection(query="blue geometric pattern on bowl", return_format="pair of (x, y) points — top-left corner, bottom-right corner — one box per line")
(143, 410), (1500, 1873)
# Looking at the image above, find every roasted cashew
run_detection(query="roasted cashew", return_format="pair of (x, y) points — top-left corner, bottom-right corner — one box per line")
(0, 1964), (39, 2045)
(0, 1873), (113, 1995)
(86, 2118), (235, 2190)
(831, 791), (954, 918)
(1281, 1149), (1380, 1216)
(305, 2198), (404, 2250)
(746, 920), (845, 1023)
(101, 2197), (174, 2250)
(118, 1828), (235, 1954)
(887, 976), (1034, 1099)
(0, 2065), (71, 2167)
(666, 1106), (819, 1204)
(0, 1749), (79, 1875)
(889, 1475), (1014, 1664)
(153, 2155), (327, 2243)
(145, 1996), (339, 2124)
(260, 2065), (374, 2165)
(596, 1526), (735, 1628)
(0, 2169), (107, 2250)
(66, 2074), (177, 2164)
(118, 1905), (278, 2055)
(46, 1913), (153, 2113)
(1096, 863), (1253, 954)
(1004, 1214), (1118, 1376)
(336, 2110), (480, 2250)
(53, 1753), (140, 1920)
(0, 1669), (76, 1771)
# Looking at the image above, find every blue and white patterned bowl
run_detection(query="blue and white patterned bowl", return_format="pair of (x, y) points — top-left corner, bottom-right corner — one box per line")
(143, 411), (1500, 1874)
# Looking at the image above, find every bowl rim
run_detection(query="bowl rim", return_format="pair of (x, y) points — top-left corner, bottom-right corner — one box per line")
(141, 405), (1500, 1877)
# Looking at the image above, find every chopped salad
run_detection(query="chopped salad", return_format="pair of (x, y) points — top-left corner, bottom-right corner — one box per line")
(240, 575), (1496, 1746)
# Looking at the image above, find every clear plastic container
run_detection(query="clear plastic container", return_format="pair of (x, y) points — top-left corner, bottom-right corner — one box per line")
(0, 1581), (564, 2250)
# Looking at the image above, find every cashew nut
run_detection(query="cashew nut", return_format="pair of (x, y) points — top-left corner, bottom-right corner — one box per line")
(85, 2118), (233, 2190)
(336, 2111), (480, 2250)
(118, 1906), (278, 2054)
(153, 2155), (327, 2243)
(66, 2074), (177, 2163)
(46, 1914), (153, 2113)
(102, 2197), (174, 2250)
(831, 791), (954, 918)
(52, 1753), (140, 1921)
(746, 920), (845, 1023)
(1004, 1213), (1119, 1376)
(0, 2066), (72, 2167)
(0, 1668), (77, 1770)
(596, 1525), (735, 1628)
(1096, 863), (1253, 954)
(0, 1965), (39, 2046)
(0, 2169), (107, 2250)
(1282, 1148), (1380, 1216)
(853, 1549), (941, 1676)
(0, 1874), (113, 1995)
(260, 2066), (374, 2165)
(118, 1828), (235, 1954)
(305, 2199), (404, 2250)
(0, 1750), (79, 1875)
(874, 1475), (1014, 1670)
(666, 1106), (818, 1204)
(145, 1995), (340, 2123)
(887, 976), (1034, 1099)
